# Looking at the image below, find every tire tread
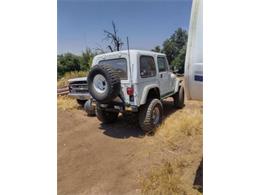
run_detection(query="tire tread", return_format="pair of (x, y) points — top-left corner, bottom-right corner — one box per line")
(139, 99), (163, 132)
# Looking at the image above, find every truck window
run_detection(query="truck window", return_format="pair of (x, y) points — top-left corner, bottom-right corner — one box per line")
(98, 58), (127, 80)
(140, 56), (156, 78)
(157, 56), (168, 72)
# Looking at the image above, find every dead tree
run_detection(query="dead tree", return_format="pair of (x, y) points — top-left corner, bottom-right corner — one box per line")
(104, 21), (123, 52)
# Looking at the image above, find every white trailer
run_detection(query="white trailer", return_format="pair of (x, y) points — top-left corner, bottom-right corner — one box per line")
(184, 0), (203, 101)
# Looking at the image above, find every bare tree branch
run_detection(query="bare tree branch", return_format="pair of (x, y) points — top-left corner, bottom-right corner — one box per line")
(104, 21), (123, 52)
(107, 45), (113, 52)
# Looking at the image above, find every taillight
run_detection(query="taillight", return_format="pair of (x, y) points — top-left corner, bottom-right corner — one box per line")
(127, 87), (134, 96)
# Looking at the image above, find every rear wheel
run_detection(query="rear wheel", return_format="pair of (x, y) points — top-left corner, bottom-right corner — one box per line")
(95, 105), (119, 123)
(138, 99), (163, 133)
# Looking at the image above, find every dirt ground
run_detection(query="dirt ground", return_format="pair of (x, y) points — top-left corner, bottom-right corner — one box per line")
(58, 100), (202, 195)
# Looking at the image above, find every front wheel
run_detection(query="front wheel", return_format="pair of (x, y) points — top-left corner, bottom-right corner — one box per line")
(173, 85), (185, 109)
(96, 105), (119, 124)
(138, 99), (163, 133)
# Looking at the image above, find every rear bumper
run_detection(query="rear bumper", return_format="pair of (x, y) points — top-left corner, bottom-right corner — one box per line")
(97, 102), (138, 112)
(68, 93), (92, 100)
(68, 93), (138, 112)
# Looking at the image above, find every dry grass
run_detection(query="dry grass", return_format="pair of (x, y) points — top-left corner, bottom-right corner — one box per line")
(157, 102), (202, 145)
(140, 100), (203, 195)
(57, 71), (87, 88)
(57, 96), (79, 111)
(141, 161), (190, 195)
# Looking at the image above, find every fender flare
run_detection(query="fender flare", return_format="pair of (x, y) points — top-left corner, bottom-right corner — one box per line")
(140, 84), (160, 105)
(173, 79), (182, 94)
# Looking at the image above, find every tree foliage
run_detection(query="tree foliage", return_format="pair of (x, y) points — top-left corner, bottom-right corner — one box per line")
(151, 46), (161, 52)
(57, 53), (81, 77)
(162, 28), (188, 73)
(81, 48), (95, 71)
(57, 48), (95, 79)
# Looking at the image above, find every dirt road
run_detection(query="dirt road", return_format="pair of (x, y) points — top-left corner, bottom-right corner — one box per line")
(58, 100), (202, 195)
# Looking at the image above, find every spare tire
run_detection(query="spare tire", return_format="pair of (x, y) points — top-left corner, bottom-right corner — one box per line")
(87, 64), (121, 103)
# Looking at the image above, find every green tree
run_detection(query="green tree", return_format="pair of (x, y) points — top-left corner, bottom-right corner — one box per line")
(57, 53), (81, 78)
(171, 45), (186, 73)
(162, 28), (188, 73)
(162, 38), (176, 63)
(57, 49), (96, 79)
(151, 45), (161, 52)
(80, 48), (95, 71)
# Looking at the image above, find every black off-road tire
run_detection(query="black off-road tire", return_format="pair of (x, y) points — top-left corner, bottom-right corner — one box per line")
(173, 85), (185, 109)
(76, 99), (86, 106)
(138, 99), (163, 133)
(87, 64), (121, 103)
(95, 106), (119, 124)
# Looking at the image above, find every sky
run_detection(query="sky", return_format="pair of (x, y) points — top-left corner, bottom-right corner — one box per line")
(58, 0), (192, 54)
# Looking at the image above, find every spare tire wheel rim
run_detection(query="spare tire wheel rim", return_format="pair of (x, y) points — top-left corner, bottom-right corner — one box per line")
(152, 106), (160, 125)
(93, 74), (108, 94)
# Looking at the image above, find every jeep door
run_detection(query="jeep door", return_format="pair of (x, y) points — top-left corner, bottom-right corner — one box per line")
(157, 56), (172, 97)
(138, 55), (158, 102)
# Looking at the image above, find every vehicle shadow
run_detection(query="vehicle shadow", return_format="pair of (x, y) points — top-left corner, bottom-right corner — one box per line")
(99, 115), (144, 139)
(98, 98), (182, 139)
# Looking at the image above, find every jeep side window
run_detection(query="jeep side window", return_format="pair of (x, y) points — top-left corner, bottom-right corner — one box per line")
(140, 56), (156, 78)
(157, 56), (168, 72)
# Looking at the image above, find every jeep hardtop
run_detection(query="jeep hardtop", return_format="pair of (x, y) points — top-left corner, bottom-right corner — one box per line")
(70, 49), (184, 132)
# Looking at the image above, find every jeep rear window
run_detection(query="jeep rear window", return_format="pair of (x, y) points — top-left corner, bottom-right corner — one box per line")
(140, 56), (156, 78)
(98, 58), (127, 80)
